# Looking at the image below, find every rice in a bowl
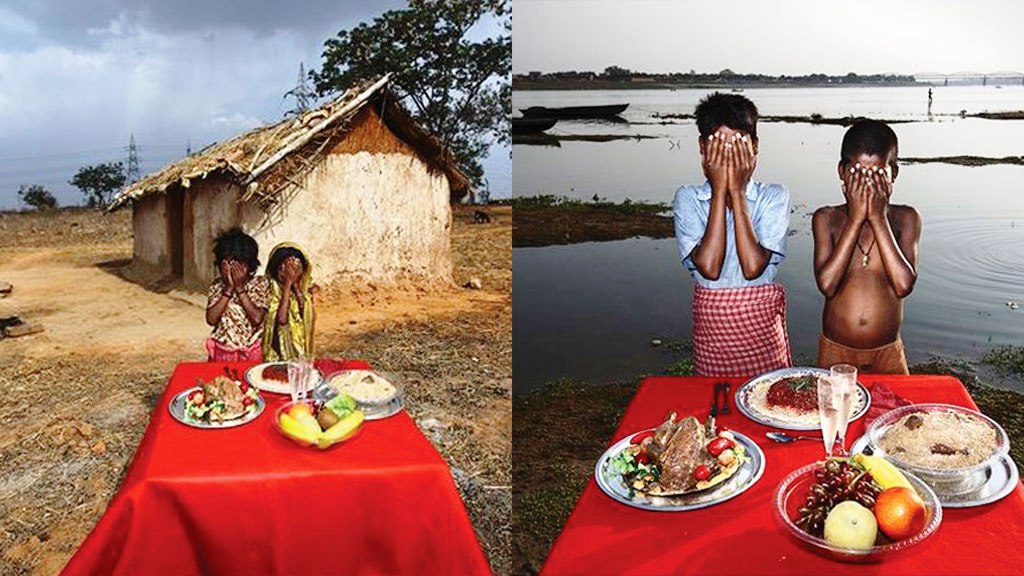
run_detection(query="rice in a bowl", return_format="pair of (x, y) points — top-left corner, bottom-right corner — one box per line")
(878, 411), (999, 469)
(329, 371), (397, 405)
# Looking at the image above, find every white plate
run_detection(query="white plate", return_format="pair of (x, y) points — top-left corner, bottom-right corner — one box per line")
(850, 435), (1019, 508)
(594, 429), (765, 511)
(735, 367), (871, 431)
(245, 362), (323, 395)
(168, 386), (265, 429)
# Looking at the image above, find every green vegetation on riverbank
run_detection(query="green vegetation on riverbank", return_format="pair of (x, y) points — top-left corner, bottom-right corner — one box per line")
(902, 155), (1024, 167)
(512, 196), (672, 248)
(973, 111), (1024, 120)
(651, 112), (914, 126)
(512, 133), (658, 146)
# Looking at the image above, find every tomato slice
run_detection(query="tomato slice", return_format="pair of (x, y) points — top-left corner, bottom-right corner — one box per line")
(693, 464), (712, 481)
(706, 436), (736, 456)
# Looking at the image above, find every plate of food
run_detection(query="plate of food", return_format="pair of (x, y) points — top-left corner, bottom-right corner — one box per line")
(245, 362), (323, 395)
(321, 370), (403, 420)
(735, 367), (871, 431)
(851, 403), (1016, 507)
(595, 412), (765, 511)
(169, 375), (264, 428)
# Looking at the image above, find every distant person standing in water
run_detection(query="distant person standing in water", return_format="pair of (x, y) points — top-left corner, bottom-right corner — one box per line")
(927, 88), (933, 114)
(811, 120), (921, 374)
(673, 92), (792, 376)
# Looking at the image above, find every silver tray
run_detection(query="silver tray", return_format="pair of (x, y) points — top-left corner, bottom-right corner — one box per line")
(850, 435), (1019, 508)
(168, 386), (265, 429)
(595, 429), (765, 511)
(735, 367), (871, 431)
(245, 362), (323, 395)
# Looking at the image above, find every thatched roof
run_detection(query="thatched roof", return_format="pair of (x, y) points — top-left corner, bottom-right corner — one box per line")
(108, 75), (471, 210)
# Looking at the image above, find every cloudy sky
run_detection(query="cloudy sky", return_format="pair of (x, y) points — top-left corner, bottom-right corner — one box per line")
(514, 0), (1024, 75)
(0, 0), (509, 209)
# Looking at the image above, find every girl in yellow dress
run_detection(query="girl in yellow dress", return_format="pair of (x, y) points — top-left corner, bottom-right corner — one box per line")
(262, 243), (316, 361)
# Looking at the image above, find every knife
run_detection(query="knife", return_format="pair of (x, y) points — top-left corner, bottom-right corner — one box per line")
(720, 383), (732, 414)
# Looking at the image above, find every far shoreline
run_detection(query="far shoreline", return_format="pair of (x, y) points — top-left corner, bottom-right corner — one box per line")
(513, 81), (928, 91)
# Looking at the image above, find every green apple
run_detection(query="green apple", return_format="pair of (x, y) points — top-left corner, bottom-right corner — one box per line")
(824, 501), (878, 550)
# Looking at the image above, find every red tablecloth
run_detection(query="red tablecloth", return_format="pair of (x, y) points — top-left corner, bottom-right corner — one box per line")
(541, 375), (1024, 575)
(61, 362), (490, 576)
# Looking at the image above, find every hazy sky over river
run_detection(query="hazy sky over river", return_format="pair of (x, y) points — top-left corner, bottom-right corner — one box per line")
(513, 0), (1024, 76)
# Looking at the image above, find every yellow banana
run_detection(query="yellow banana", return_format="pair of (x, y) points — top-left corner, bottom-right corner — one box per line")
(293, 411), (323, 436)
(317, 410), (365, 448)
(280, 413), (319, 444)
(854, 453), (913, 490)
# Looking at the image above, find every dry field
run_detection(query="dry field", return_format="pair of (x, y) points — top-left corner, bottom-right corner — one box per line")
(0, 205), (511, 575)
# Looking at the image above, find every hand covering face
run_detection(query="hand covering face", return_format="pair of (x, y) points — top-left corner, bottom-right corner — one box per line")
(262, 242), (315, 361)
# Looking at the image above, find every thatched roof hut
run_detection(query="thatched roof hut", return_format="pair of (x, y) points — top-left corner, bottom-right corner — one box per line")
(111, 76), (470, 290)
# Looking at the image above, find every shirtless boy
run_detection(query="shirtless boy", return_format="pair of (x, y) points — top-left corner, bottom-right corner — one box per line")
(812, 120), (921, 374)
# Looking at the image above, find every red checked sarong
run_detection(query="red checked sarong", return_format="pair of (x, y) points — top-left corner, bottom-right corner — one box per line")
(692, 283), (791, 377)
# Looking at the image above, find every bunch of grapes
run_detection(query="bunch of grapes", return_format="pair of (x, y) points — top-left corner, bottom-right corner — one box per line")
(795, 458), (883, 537)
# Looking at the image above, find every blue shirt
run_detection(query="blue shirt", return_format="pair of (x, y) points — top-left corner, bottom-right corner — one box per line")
(673, 180), (790, 288)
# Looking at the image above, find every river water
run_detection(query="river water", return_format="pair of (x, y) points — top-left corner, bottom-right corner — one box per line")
(513, 86), (1024, 393)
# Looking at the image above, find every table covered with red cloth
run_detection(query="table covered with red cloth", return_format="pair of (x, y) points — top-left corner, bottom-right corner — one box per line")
(62, 362), (490, 576)
(542, 375), (1024, 575)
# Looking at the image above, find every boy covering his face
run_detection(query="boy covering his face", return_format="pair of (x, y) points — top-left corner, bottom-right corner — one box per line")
(811, 120), (922, 374)
(673, 92), (792, 376)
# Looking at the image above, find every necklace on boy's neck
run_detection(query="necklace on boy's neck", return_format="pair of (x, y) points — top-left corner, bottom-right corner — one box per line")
(856, 237), (876, 267)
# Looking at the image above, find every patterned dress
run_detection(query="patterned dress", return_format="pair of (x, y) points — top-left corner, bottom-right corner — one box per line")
(207, 276), (270, 350)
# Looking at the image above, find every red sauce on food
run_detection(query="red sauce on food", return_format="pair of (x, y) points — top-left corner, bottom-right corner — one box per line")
(766, 377), (818, 412)
(262, 364), (289, 383)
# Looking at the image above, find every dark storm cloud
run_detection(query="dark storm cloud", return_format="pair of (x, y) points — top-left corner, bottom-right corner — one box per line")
(0, 0), (509, 209)
(3, 0), (400, 47)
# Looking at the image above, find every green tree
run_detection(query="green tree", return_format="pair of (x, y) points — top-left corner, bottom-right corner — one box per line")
(70, 162), (126, 208)
(603, 65), (632, 79)
(17, 184), (57, 211)
(311, 0), (510, 189)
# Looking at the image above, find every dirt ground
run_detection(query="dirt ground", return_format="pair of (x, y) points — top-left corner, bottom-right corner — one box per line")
(0, 205), (511, 575)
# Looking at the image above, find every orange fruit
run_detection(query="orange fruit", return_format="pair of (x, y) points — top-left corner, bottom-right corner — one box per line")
(874, 486), (927, 540)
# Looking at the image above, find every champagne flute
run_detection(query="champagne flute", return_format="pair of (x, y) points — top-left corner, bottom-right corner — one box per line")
(817, 375), (838, 457)
(830, 364), (858, 455)
(817, 364), (857, 457)
(288, 355), (313, 402)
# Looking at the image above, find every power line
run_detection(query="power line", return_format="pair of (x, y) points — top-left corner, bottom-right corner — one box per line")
(0, 143), (185, 163)
(0, 153), (183, 177)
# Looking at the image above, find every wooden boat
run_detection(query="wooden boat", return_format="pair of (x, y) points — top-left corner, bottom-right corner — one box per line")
(520, 103), (629, 119)
(512, 117), (558, 134)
